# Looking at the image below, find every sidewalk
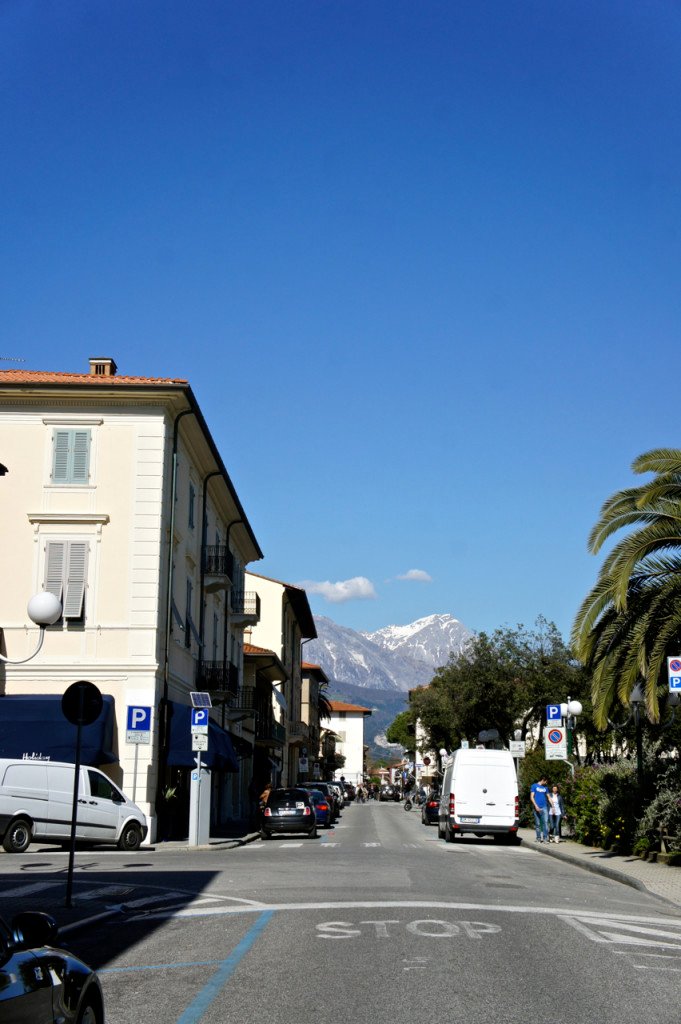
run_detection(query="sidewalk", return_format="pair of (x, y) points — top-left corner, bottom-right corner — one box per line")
(518, 827), (681, 910)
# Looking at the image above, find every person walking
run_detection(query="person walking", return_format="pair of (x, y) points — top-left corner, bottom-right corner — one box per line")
(548, 784), (565, 843)
(530, 775), (550, 843)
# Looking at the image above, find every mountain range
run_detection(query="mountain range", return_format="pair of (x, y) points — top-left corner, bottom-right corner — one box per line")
(305, 612), (472, 692)
(304, 613), (473, 758)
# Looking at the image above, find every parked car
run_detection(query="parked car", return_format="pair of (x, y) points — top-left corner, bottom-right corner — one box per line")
(379, 786), (395, 801)
(0, 909), (104, 1022)
(0, 757), (148, 853)
(343, 782), (356, 801)
(260, 787), (318, 840)
(308, 788), (334, 829)
(326, 781), (346, 809)
(297, 783), (340, 819)
(421, 792), (440, 826)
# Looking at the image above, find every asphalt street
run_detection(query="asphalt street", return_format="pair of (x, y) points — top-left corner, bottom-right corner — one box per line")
(2, 801), (681, 1024)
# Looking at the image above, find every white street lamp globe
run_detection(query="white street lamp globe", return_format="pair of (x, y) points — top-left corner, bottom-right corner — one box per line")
(567, 700), (583, 717)
(559, 703), (568, 718)
(27, 592), (62, 626)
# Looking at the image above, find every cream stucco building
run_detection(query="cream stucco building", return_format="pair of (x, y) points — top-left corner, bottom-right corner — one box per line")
(0, 357), (262, 842)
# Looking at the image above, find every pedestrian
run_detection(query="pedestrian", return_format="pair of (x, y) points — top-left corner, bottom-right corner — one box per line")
(548, 784), (565, 843)
(530, 775), (550, 843)
(259, 782), (272, 810)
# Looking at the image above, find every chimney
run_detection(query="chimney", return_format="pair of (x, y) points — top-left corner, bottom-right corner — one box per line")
(89, 357), (118, 377)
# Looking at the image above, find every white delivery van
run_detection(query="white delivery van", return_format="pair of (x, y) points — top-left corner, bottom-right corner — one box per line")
(0, 759), (148, 853)
(438, 748), (519, 843)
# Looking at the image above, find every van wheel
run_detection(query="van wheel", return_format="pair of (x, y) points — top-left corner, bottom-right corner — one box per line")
(117, 823), (142, 851)
(3, 818), (32, 853)
(445, 824), (455, 843)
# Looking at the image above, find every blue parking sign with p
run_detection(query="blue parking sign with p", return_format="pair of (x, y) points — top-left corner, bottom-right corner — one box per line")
(191, 708), (208, 727)
(127, 706), (151, 731)
(546, 705), (562, 723)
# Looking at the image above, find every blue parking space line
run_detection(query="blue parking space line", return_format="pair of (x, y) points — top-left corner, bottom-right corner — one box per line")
(175, 910), (275, 1024)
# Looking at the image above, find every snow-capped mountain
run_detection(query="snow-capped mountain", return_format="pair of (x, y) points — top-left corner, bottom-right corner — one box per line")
(363, 613), (472, 669)
(305, 613), (473, 693)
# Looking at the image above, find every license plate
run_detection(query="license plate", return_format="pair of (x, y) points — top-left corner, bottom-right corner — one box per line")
(279, 809), (297, 815)
(459, 816), (480, 823)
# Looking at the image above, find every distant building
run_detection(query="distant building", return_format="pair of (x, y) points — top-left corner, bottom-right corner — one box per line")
(327, 700), (372, 785)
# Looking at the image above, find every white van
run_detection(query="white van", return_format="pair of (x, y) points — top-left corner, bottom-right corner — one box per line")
(438, 748), (519, 843)
(0, 759), (148, 853)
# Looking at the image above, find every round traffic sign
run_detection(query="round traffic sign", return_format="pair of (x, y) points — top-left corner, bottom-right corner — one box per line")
(670, 659), (681, 673)
(423, 756), (431, 766)
(61, 680), (103, 726)
(547, 729), (563, 745)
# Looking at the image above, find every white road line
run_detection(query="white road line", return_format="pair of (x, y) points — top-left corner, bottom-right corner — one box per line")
(126, 899), (681, 923)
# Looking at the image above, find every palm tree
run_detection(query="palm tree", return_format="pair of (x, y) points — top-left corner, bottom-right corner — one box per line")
(572, 448), (681, 727)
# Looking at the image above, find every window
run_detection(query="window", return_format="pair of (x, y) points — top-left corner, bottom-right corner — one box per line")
(51, 429), (90, 484)
(188, 482), (196, 529)
(44, 540), (89, 620)
(87, 770), (119, 801)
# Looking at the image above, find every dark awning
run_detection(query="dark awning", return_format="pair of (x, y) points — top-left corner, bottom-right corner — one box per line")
(0, 694), (117, 765)
(166, 702), (238, 772)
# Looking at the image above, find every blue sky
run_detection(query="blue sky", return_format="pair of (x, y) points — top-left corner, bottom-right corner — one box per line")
(3, 1), (681, 640)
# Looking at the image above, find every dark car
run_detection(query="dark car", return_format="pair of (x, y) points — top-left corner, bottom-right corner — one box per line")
(421, 792), (440, 826)
(261, 787), (318, 840)
(0, 909), (104, 1023)
(379, 786), (395, 801)
(343, 782), (357, 801)
(298, 783), (340, 819)
(309, 788), (334, 829)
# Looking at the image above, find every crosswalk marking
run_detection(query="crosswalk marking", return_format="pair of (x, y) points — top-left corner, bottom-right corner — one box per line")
(2, 881), (60, 898)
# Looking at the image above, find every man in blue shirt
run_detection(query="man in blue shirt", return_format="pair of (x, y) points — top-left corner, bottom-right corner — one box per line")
(530, 776), (550, 843)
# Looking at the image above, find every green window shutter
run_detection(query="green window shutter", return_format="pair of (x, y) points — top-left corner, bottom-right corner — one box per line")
(52, 431), (71, 482)
(71, 431), (90, 483)
(44, 542), (66, 601)
(52, 429), (90, 484)
(63, 542), (88, 618)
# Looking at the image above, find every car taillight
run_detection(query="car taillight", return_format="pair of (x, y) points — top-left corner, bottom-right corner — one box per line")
(428, 800), (438, 808)
(319, 803), (329, 811)
(449, 794), (455, 815)
(514, 795), (519, 818)
(303, 806), (311, 816)
(263, 807), (272, 817)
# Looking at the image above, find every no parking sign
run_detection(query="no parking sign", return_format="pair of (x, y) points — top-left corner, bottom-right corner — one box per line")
(668, 657), (681, 692)
(544, 725), (567, 760)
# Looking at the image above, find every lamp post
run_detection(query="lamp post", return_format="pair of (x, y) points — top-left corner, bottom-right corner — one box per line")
(0, 593), (62, 665)
(608, 683), (679, 794)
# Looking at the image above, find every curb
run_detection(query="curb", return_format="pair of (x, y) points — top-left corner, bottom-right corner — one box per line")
(523, 839), (648, 894)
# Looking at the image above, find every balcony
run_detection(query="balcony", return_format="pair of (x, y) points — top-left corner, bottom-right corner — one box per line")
(288, 720), (309, 744)
(203, 546), (234, 593)
(195, 660), (239, 698)
(255, 716), (286, 746)
(230, 590), (261, 625)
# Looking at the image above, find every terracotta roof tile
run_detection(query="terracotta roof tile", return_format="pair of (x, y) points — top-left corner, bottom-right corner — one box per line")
(328, 700), (372, 715)
(244, 643), (277, 657)
(0, 370), (187, 385)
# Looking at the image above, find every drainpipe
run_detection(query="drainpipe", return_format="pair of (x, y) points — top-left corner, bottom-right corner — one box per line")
(157, 408), (193, 824)
(221, 519), (244, 685)
(198, 471), (222, 681)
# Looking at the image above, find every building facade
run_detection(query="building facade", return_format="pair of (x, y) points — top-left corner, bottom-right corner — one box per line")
(0, 357), (262, 842)
(327, 700), (372, 785)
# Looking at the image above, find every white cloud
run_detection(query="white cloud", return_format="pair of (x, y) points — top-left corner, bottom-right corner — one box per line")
(397, 568), (433, 583)
(298, 576), (378, 604)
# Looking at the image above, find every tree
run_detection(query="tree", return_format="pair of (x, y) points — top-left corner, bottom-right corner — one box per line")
(572, 448), (681, 727)
(394, 618), (587, 755)
(385, 710), (414, 751)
